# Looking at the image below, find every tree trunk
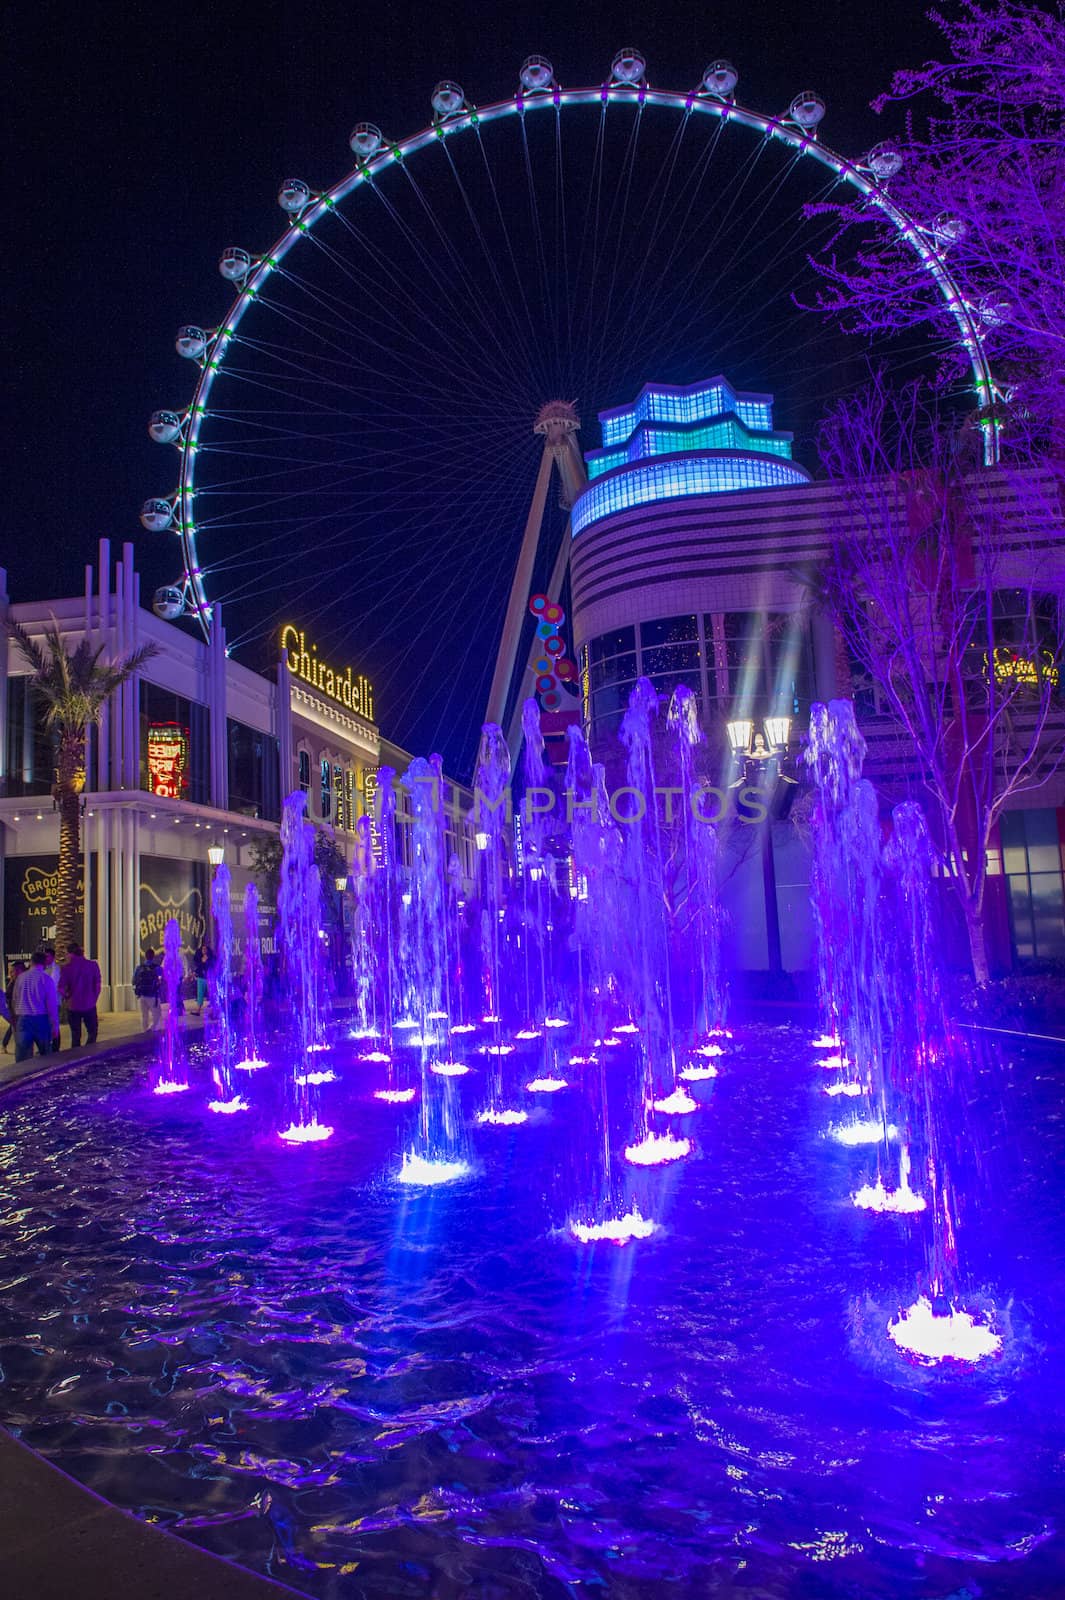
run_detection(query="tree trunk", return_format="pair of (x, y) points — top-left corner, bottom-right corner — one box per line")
(963, 898), (991, 986)
(53, 734), (85, 963)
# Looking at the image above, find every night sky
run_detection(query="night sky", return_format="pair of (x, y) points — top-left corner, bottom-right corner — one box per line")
(10, 0), (948, 774)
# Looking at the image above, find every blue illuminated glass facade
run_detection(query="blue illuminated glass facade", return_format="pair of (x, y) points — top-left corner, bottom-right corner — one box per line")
(575, 375), (809, 536)
(573, 452), (809, 536)
(599, 378), (774, 445)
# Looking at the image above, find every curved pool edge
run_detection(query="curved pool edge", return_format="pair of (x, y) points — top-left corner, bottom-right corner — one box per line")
(0, 1018), (203, 1099)
(0, 1023), (312, 1599)
(0, 1426), (311, 1599)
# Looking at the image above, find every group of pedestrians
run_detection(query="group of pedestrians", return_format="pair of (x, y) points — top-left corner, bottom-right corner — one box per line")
(131, 941), (213, 1031)
(1, 944), (102, 1064)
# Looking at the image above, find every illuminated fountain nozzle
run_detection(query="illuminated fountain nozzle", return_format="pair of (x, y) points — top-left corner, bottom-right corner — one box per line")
(830, 1119), (897, 1146)
(852, 1147), (926, 1214)
(526, 1076), (567, 1093)
(153, 1080), (189, 1095)
(375, 1087), (417, 1104)
(625, 1131), (692, 1166)
(694, 1042), (724, 1058)
(651, 1088), (698, 1115)
(295, 1069), (338, 1086)
(208, 1096), (249, 1115)
(679, 1062), (718, 1082)
(477, 1108), (528, 1126)
(397, 1152), (471, 1186)
(278, 1121), (333, 1143)
(570, 1208), (657, 1245)
(234, 1056), (269, 1071)
(888, 1296), (1002, 1365)
(430, 1060), (470, 1077)
(823, 1080), (863, 1097)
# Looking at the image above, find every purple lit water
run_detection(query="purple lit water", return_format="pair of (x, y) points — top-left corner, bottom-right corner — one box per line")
(1, 1024), (1062, 1599)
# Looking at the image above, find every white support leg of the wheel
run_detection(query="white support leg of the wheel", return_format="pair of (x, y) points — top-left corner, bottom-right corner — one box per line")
(484, 442), (555, 732)
(504, 517), (573, 764)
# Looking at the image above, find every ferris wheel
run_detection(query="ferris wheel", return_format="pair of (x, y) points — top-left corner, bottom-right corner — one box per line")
(141, 48), (994, 764)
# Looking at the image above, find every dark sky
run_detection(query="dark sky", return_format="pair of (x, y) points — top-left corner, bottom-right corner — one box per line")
(9, 0), (948, 773)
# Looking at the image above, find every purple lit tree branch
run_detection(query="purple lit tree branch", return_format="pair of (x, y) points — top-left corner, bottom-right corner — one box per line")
(806, 1), (1065, 449)
(817, 375), (1065, 982)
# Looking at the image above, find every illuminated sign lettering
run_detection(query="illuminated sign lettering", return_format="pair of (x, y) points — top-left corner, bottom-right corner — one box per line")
(987, 647), (1060, 691)
(147, 722), (190, 798)
(280, 625), (375, 720)
(362, 766), (383, 864)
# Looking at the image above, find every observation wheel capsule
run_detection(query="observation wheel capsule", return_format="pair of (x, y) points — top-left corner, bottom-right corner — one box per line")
(349, 122), (383, 159)
(702, 59), (738, 97)
(867, 141), (903, 181)
(153, 585), (187, 621)
(219, 246), (252, 282)
(278, 178), (311, 214)
(611, 48), (646, 85)
(140, 498), (175, 533)
(431, 81), (466, 119)
(789, 91), (826, 131)
(175, 324), (208, 360)
(148, 409), (183, 444)
(519, 55), (554, 92)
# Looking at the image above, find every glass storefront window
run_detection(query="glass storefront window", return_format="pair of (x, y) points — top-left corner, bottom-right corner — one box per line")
(227, 720), (281, 821)
(140, 681), (210, 805)
(4, 677), (54, 798)
(589, 626), (636, 664)
(642, 641), (700, 677)
(641, 614), (696, 648)
(589, 652), (637, 691)
(320, 758), (331, 820)
(298, 750), (310, 792)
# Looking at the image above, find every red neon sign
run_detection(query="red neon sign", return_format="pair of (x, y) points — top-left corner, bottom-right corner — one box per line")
(147, 722), (190, 798)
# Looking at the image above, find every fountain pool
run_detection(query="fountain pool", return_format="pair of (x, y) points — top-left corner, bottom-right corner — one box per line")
(0, 1023), (1062, 1599)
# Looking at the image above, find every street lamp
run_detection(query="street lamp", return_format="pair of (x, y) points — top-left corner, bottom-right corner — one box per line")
(207, 843), (224, 867)
(335, 873), (348, 893)
(764, 715), (792, 750)
(726, 718), (753, 753)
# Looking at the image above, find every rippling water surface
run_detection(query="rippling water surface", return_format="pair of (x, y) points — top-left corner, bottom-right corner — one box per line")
(0, 1025), (1063, 1599)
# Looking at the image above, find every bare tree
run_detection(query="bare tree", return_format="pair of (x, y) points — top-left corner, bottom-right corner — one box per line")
(817, 375), (1065, 982)
(807, 1), (1065, 450)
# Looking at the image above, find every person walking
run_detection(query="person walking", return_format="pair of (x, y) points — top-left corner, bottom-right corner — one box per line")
(192, 942), (212, 1015)
(133, 948), (163, 1031)
(13, 951), (59, 1063)
(42, 946), (62, 1051)
(2, 961), (26, 1053)
(59, 943), (102, 1047)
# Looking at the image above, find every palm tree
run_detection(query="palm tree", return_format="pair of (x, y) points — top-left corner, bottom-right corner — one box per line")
(7, 619), (158, 960)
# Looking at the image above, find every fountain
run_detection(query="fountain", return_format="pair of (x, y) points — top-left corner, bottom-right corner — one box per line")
(152, 917), (188, 1094)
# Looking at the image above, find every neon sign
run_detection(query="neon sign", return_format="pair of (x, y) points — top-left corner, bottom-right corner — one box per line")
(147, 722), (190, 798)
(987, 647), (1060, 691)
(280, 625), (374, 719)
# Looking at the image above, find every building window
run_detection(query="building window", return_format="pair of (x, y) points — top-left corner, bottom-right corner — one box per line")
(320, 757), (331, 820)
(298, 749), (310, 793)
(227, 719), (281, 821)
(1001, 808), (1065, 960)
(333, 763), (346, 831)
(3, 677), (54, 798)
(140, 681), (209, 805)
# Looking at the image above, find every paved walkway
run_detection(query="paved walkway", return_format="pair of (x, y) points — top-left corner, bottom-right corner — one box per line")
(0, 1008), (203, 1092)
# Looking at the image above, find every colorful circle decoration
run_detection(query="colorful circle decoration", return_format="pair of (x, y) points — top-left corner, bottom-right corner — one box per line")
(556, 658), (578, 681)
(528, 595), (572, 711)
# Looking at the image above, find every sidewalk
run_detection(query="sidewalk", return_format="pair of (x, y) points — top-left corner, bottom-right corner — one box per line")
(0, 1008), (203, 1093)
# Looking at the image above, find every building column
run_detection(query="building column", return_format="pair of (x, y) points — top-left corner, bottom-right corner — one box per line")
(276, 658), (294, 799)
(209, 605), (229, 811)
